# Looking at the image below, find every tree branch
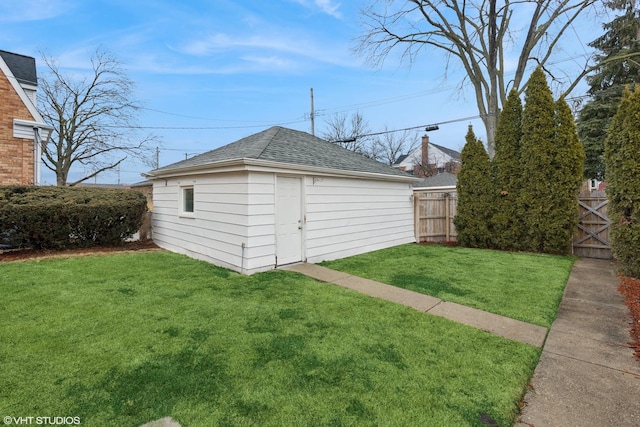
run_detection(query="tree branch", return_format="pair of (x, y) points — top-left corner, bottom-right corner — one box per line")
(68, 157), (126, 187)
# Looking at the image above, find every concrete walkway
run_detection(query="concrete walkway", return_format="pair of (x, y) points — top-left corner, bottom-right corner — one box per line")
(282, 263), (548, 347)
(516, 258), (640, 427)
(284, 259), (640, 426)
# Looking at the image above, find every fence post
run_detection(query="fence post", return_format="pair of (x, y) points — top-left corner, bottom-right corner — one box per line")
(414, 193), (421, 243)
(444, 192), (450, 241)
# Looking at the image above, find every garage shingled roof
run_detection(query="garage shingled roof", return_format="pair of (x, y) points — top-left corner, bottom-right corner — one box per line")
(151, 126), (414, 178)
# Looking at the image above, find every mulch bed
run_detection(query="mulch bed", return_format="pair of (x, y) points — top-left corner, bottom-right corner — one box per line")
(619, 274), (640, 362)
(0, 240), (161, 262)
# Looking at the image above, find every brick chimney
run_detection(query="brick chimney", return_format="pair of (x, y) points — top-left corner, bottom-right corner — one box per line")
(421, 134), (429, 170)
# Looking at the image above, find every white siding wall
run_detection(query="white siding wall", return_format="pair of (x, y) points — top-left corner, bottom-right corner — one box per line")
(153, 170), (414, 274)
(305, 176), (415, 263)
(153, 171), (277, 275)
(244, 172), (276, 273)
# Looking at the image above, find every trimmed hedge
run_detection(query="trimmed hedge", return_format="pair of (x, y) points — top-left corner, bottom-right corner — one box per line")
(0, 186), (147, 249)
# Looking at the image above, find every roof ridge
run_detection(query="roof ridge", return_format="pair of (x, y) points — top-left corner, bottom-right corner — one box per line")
(0, 49), (35, 59)
(254, 126), (282, 159)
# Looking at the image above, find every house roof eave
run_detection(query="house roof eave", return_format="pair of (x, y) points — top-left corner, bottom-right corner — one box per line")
(0, 55), (47, 126)
(146, 158), (420, 183)
(413, 185), (457, 191)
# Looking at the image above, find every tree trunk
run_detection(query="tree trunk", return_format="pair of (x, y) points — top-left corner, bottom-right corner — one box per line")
(483, 113), (498, 158)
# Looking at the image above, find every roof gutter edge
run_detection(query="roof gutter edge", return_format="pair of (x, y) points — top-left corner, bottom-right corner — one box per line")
(145, 158), (420, 182)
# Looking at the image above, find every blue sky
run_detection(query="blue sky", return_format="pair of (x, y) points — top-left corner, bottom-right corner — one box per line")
(1, 0), (598, 185)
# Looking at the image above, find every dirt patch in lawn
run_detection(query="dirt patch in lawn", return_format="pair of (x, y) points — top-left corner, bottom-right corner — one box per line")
(0, 240), (162, 262)
(619, 274), (640, 362)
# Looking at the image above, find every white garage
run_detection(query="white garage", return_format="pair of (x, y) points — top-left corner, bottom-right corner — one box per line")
(145, 126), (418, 274)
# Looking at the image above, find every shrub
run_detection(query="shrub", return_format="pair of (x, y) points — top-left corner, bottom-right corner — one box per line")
(546, 97), (585, 255)
(515, 68), (584, 255)
(454, 126), (494, 248)
(605, 87), (640, 278)
(0, 186), (147, 249)
(492, 89), (524, 251)
(518, 67), (558, 253)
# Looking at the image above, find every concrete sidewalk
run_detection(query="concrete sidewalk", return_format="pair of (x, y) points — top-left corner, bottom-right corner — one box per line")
(282, 263), (548, 347)
(516, 258), (640, 427)
(283, 259), (640, 426)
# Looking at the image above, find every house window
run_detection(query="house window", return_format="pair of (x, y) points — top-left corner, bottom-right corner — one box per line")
(181, 186), (194, 214)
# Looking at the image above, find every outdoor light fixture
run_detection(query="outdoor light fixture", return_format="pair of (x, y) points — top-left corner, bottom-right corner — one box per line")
(333, 137), (357, 143)
(425, 125), (440, 132)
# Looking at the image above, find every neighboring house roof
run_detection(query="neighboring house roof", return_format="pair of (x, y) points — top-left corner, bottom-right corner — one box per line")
(130, 179), (153, 188)
(0, 50), (37, 86)
(413, 172), (458, 188)
(395, 154), (409, 164)
(150, 126), (418, 181)
(393, 142), (461, 172)
(430, 143), (461, 162)
(0, 50), (48, 126)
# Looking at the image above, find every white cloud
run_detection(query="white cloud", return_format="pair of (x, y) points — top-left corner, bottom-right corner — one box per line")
(314, 0), (342, 19)
(291, 0), (342, 19)
(0, 0), (72, 22)
(176, 31), (355, 69)
(180, 33), (308, 57)
(239, 55), (297, 70)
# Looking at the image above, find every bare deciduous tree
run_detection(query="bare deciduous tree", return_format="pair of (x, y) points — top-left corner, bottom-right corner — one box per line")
(355, 0), (598, 157)
(321, 111), (373, 155)
(38, 48), (156, 186)
(372, 127), (420, 166)
(321, 113), (420, 165)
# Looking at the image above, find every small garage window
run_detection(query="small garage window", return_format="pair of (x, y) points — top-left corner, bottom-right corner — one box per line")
(181, 185), (194, 215)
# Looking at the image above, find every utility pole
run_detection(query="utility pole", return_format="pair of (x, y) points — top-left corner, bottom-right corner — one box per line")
(155, 146), (160, 169)
(310, 87), (315, 136)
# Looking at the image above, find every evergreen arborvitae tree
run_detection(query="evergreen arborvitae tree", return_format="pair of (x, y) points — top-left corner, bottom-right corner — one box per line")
(545, 97), (585, 254)
(518, 67), (557, 253)
(605, 87), (640, 278)
(454, 126), (494, 248)
(517, 68), (586, 255)
(492, 89), (523, 250)
(577, 0), (640, 180)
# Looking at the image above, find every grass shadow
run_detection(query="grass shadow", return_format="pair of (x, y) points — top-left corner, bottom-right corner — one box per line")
(65, 345), (229, 425)
(389, 273), (474, 300)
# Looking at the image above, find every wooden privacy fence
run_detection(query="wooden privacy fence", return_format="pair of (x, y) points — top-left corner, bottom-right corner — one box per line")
(414, 188), (457, 243)
(413, 188), (612, 259)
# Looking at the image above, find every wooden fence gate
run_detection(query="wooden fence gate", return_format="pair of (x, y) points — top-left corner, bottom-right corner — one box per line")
(573, 193), (611, 259)
(414, 188), (457, 243)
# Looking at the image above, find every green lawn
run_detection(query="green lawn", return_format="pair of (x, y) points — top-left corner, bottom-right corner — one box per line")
(0, 251), (540, 427)
(320, 244), (575, 327)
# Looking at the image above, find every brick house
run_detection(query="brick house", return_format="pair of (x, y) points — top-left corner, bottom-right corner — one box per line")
(0, 50), (52, 185)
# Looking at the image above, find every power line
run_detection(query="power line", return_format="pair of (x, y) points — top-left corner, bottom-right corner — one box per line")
(126, 51), (596, 132)
(331, 114), (484, 142)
